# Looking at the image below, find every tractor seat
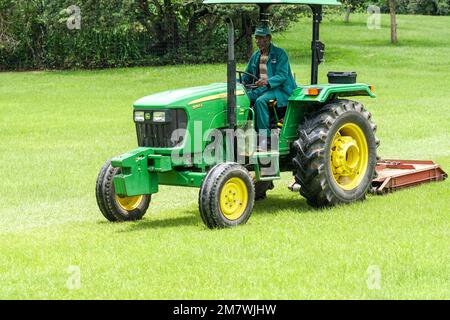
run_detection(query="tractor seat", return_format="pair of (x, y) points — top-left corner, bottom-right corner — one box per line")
(268, 100), (286, 128)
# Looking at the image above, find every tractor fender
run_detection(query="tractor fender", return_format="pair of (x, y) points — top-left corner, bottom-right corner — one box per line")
(289, 83), (375, 104)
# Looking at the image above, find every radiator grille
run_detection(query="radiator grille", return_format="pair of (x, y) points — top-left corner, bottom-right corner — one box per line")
(135, 109), (187, 148)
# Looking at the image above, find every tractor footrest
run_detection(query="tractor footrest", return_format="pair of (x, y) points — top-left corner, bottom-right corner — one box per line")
(371, 159), (447, 194)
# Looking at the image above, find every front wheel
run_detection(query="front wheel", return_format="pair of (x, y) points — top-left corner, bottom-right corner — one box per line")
(293, 99), (379, 207)
(199, 163), (255, 228)
(96, 160), (151, 221)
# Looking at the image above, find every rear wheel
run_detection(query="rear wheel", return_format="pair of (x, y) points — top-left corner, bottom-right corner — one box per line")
(293, 99), (379, 207)
(96, 160), (151, 221)
(199, 163), (255, 228)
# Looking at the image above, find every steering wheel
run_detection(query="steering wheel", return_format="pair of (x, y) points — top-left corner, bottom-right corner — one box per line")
(237, 70), (259, 90)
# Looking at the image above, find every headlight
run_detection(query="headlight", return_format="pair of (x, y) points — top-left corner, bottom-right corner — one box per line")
(134, 111), (145, 122)
(153, 111), (166, 122)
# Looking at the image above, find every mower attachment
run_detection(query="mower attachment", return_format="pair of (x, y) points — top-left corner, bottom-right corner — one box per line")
(371, 159), (447, 194)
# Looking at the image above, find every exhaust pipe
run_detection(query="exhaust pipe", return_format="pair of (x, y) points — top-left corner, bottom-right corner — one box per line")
(226, 17), (236, 129)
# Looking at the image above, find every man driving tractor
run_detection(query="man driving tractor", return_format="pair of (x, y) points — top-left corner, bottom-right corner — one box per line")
(242, 25), (297, 147)
(95, 0), (388, 229)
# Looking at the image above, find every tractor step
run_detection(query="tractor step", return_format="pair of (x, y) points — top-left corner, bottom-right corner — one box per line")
(250, 151), (280, 181)
(371, 159), (447, 194)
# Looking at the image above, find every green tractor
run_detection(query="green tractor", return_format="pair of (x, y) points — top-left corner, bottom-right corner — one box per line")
(96, 0), (379, 228)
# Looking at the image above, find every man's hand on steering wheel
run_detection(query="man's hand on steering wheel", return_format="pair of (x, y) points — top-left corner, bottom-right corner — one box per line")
(255, 79), (268, 87)
(237, 70), (259, 90)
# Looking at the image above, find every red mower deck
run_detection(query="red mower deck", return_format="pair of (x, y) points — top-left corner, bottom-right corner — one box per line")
(371, 159), (447, 194)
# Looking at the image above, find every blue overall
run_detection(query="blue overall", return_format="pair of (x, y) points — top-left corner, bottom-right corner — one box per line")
(242, 44), (297, 135)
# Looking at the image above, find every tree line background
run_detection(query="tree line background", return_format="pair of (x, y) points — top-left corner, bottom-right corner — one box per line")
(1, 0), (449, 71)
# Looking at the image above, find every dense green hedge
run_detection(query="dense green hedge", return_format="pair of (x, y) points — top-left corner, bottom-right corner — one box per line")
(385, 0), (450, 15)
(344, 0), (450, 15)
(0, 0), (306, 70)
(1, 0), (448, 71)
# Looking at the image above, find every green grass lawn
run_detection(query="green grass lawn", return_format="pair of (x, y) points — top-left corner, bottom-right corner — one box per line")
(0, 13), (449, 299)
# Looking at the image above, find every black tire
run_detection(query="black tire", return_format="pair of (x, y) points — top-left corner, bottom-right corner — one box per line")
(95, 159), (151, 221)
(254, 181), (274, 200)
(293, 99), (379, 207)
(199, 163), (255, 228)
(95, 160), (117, 221)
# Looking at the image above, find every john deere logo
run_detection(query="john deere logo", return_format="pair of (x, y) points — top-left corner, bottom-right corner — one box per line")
(145, 113), (151, 120)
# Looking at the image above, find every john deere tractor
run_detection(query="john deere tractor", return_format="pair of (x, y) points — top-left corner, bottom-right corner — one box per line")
(96, 0), (379, 228)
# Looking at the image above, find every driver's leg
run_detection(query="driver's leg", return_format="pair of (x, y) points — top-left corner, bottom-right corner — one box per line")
(254, 90), (277, 137)
(254, 90), (277, 150)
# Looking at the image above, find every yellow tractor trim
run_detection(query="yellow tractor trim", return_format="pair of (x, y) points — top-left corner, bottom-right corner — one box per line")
(219, 177), (248, 220)
(116, 194), (144, 211)
(331, 123), (368, 190)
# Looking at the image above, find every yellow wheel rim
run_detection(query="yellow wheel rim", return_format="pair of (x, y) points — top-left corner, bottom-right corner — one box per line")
(330, 123), (368, 190)
(116, 194), (144, 211)
(219, 177), (248, 221)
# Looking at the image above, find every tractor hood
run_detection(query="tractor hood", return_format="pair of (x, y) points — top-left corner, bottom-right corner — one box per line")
(134, 83), (245, 108)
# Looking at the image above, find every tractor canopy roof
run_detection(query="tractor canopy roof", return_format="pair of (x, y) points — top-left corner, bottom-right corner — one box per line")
(203, 0), (341, 5)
